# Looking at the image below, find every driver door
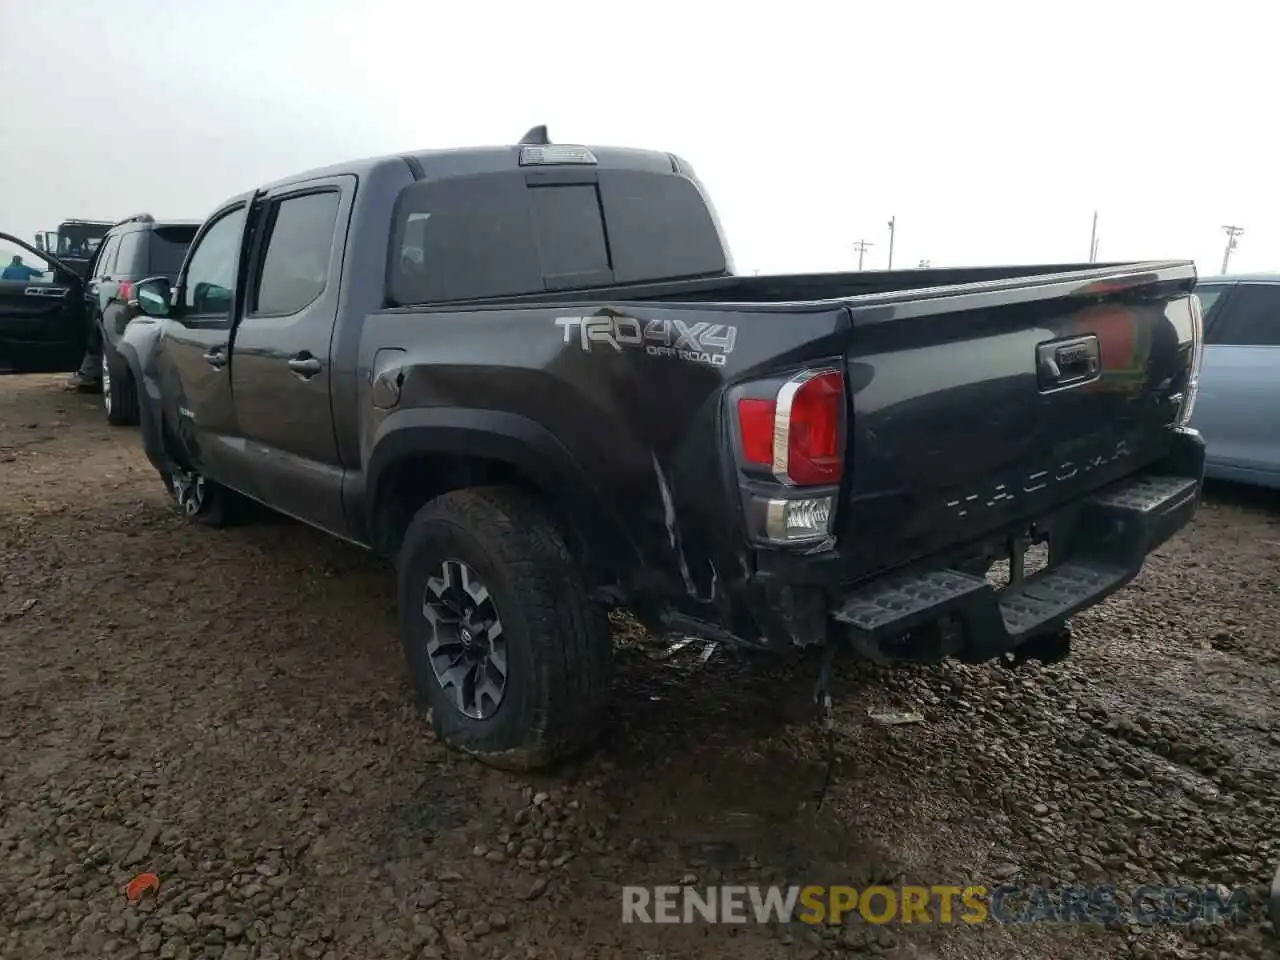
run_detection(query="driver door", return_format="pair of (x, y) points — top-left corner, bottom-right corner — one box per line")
(0, 233), (84, 369)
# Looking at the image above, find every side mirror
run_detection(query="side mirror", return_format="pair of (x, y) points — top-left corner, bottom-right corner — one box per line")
(134, 277), (172, 317)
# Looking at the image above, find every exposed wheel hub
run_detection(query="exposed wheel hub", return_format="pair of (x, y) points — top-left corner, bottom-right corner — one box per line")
(170, 470), (206, 516)
(421, 559), (507, 720)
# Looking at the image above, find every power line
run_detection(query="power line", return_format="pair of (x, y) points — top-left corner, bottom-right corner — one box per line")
(1220, 225), (1244, 274)
(852, 239), (874, 271)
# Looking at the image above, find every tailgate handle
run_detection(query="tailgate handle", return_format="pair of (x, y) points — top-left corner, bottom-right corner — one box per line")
(1037, 335), (1101, 391)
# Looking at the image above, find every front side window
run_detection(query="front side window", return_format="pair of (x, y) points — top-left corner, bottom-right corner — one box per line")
(183, 206), (248, 318)
(252, 192), (340, 316)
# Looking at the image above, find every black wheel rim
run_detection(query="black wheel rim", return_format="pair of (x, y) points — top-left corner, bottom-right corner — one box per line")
(421, 559), (508, 720)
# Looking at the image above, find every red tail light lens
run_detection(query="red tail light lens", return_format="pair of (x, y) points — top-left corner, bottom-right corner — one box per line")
(118, 280), (135, 303)
(736, 398), (777, 467)
(735, 368), (845, 486)
(783, 371), (843, 485)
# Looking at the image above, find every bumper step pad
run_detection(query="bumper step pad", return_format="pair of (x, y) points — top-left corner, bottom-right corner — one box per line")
(831, 473), (1200, 663)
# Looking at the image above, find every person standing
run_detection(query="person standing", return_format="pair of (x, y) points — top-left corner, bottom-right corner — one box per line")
(1, 255), (44, 281)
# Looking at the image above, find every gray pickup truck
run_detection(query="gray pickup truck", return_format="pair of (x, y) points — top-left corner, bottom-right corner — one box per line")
(113, 127), (1206, 769)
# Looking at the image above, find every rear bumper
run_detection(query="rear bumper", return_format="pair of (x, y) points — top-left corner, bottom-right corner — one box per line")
(734, 428), (1204, 662)
(827, 429), (1204, 663)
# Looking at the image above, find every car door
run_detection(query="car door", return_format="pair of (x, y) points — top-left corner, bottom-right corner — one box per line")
(228, 177), (352, 536)
(1191, 280), (1280, 483)
(157, 201), (255, 492)
(86, 232), (120, 328)
(0, 232), (84, 361)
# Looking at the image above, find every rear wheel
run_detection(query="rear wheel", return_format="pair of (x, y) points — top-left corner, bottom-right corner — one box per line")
(102, 344), (138, 426)
(396, 486), (613, 770)
(166, 467), (240, 527)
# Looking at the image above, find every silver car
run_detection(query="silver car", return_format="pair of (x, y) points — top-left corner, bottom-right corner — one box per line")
(1188, 274), (1280, 489)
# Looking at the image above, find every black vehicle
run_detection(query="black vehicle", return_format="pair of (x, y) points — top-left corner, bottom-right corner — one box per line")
(0, 233), (87, 372)
(83, 214), (200, 423)
(116, 127), (1207, 770)
(35, 219), (114, 278)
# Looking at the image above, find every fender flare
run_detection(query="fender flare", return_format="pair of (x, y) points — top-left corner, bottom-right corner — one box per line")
(364, 407), (642, 575)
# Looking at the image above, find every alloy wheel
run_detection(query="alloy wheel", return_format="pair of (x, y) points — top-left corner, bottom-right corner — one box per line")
(101, 354), (112, 415)
(421, 559), (508, 720)
(170, 470), (207, 516)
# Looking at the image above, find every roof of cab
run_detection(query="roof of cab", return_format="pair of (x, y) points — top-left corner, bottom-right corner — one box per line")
(259, 141), (682, 193)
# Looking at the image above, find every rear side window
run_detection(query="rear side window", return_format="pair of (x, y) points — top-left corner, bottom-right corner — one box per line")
(251, 191), (340, 316)
(1205, 283), (1280, 346)
(113, 232), (146, 274)
(387, 168), (726, 304)
(149, 227), (197, 274)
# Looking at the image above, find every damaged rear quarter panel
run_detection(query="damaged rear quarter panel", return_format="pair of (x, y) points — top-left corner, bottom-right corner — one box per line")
(357, 300), (849, 623)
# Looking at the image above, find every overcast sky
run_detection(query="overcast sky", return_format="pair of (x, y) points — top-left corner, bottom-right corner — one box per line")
(1, 1), (1274, 277)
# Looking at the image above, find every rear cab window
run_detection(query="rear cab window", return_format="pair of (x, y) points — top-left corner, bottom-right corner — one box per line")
(387, 164), (728, 304)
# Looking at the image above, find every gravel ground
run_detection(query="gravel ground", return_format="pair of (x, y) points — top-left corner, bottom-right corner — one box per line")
(1, 373), (1277, 960)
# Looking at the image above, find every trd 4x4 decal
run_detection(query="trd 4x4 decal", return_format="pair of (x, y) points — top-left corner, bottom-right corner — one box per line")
(554, 315), (738, 367)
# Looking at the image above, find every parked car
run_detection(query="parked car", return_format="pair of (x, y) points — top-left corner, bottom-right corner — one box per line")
(83, 214), (200, 423)
(0, 234), (87, 372)
(1187, 274), (1280, 488)
(114, 127), (1206, 770)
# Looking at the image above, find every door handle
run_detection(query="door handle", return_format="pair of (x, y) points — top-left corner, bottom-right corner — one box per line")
(202, 348), (227, 369)
(287, 355), (322, 377)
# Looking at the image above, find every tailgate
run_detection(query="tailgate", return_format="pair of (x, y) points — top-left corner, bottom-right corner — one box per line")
(837, 262), (1199, 579)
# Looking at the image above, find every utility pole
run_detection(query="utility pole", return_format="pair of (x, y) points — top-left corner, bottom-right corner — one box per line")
(1221, 225), (1244, 274)
(852, 240), (874, 271)
(886, 217), (896, 270)
(1089, 211), (1098, 263)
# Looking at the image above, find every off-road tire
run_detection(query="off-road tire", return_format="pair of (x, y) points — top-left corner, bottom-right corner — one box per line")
(396, 486), (613, 770)
(103, 343), (138, 426)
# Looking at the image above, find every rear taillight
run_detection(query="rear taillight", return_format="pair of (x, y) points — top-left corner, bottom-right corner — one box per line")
(737, 369), (845, 486)
(1179, 292), (1205, 426)
(735, 367), (845, 546)
(118, 280), (135, 304)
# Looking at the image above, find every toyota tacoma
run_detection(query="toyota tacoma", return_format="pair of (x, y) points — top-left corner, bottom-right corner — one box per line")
(100, 126), (1204, 769)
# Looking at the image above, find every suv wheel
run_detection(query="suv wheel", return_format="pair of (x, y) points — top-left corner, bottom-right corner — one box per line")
(102, 344), (138, 426)
(396, 486), (613, 770)
(167, 468), (240, 527)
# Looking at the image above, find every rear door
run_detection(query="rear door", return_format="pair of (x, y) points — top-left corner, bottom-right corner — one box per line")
(1190, 280), (1280, 480)
(157, 202), (254, 490)
(228, 177), (351, 536)
(0, 232), (84, 354)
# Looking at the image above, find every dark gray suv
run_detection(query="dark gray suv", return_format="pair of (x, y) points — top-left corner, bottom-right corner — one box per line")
(85, 214), (199, 424)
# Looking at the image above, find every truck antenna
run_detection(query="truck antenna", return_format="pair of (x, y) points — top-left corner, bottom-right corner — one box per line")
(519, 125), (550, 146)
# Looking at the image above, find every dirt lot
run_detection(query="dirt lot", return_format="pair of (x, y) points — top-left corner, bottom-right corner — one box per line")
(1, 373), (1278, 960)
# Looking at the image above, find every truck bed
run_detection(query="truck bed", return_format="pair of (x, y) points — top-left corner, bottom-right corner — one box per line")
(413, 260), (1174, 310)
